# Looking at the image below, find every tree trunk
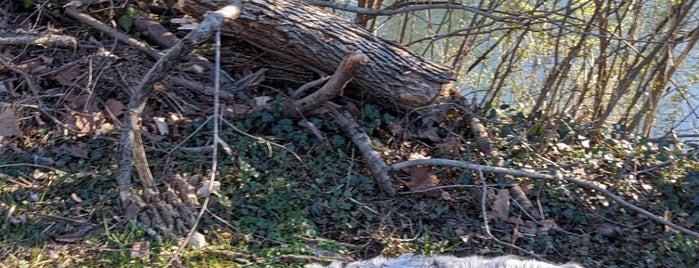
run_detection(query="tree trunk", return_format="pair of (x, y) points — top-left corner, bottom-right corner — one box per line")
(181, 0), (455, 111)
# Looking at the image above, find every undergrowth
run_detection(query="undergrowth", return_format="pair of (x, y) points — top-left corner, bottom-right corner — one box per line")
(3, 99), (697, 267)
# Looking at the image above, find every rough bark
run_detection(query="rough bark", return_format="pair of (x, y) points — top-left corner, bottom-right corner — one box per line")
(283, 50), (368, 118)
(181, 0), (455, 111)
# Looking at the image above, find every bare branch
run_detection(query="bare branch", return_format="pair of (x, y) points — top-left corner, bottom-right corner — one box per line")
(303, 0), (504, 22)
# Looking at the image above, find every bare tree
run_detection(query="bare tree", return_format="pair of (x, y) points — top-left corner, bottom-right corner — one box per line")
(313, 0), (699, 139)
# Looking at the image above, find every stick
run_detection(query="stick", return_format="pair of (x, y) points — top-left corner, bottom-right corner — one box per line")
(329, 104), (395, 195)
(117, 5), (240, 198)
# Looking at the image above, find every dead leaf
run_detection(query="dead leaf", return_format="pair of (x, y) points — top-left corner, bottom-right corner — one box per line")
(418, 128), (442, 142)
(166, 112), (184, 124)
(153, 117), (169, 135)
(344, 101), (361, 118)
(253, 96), (272, 109)
(492, 189), (510, 221)
(64, 94), (106, 137)
(228, 104), (251, 117)
(664, 211), (677, 233)
(105, 99), (126, 118)
(53, 65), (80, 86)
(19, 60), (49, 75)
(152, 82), (167, 92)
(31, 169), (47, 180)
(130, 241), (150, 261)
(440, 191), (451, 200)
(408, 152), (430, 160)
(0, 107), (22, 137)
(188, 175), (200, 186)
(70, 193), (83, 203)
(188, 231), (207, 248)
(124, 203), (140, 221)
(197, 181), (221, 197)
(506, 216), (524, 225)
(72, 111), (105, 137)
(52, 142), (89, 158)
(172, 17), (199, 30)
(436, 136), (463, 156)
(404, 166), (441, 196)
(95, 122), (116, 136)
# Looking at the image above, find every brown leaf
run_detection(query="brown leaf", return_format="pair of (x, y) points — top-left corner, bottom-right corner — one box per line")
(53, 65), (80, 86)
(70, 192), (83, 203)
(404, 166), (441, 196)
(492, 189), (510, 221)
(0, 107), (22, 137)
(31, 169), (48, 180)
(52, 142), (89, 158)
(104, 99), (126, 118)
(664, 211), (677, 233)
(130, 241), (150, 261)
(418, 128), (442, 142)
(681, 216), (695, 228)
(64, 94), (106, 137)
(152, 82), (167, 92)
(436, 136), (463, 156)
(225, 105), (249, 119)
(506, 216), (524, 225)
(71, 110), (105, 137)
(67, 94), (100, 112)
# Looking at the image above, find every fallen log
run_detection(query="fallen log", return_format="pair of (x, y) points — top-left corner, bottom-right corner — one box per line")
(181, 0), (455, 111)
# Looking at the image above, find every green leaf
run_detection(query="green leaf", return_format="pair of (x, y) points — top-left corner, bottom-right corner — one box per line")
(117, 15), (134, 31)
(23, 0), (33, 9)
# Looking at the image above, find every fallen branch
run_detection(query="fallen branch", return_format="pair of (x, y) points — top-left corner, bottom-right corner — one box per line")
(389, 158), (699, 240)
(283, 50), (368, 118)
(64, 5), (163, 60)
(282, 50), (393, 194)
(0, 34), (77, 48)
(329, 104), (395, 195)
